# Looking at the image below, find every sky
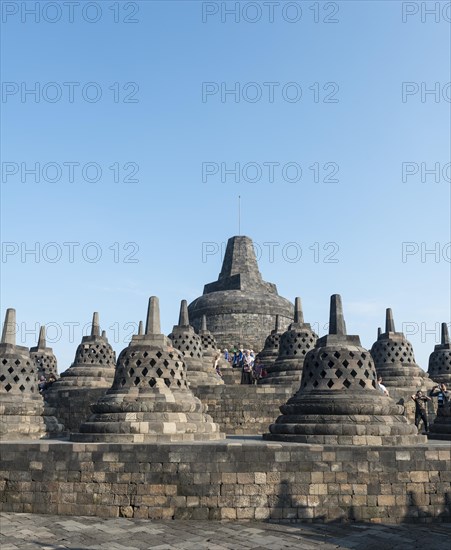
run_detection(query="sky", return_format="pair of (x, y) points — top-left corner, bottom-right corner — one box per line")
(1, 0), (450, 373)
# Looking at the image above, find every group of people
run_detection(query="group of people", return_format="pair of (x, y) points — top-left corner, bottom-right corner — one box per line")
(378, 375), (449, 434)
(38, 373), (57, 393)
(219, 348), (267, 384)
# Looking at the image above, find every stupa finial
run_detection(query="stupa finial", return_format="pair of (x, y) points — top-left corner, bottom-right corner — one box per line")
(294, 297), (304, 324)
(138, 320), (143, 335)
(146, 297), (161, 335)
(201, 314), (207, 332)
(385, 308), (395, 333)
(329, 294), (346, 336)
(1, 308), (16, 345)
(442, 322), (450, 345)
(91, 312), (100, 337)
(377, 327), (382, 339)
(38, 325), (46, 348)
(178, 300), (189, 327)
(274, 314), (280, 332)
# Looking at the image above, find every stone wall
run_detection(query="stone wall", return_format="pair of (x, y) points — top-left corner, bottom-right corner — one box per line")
(0, 441), (449, 523)
(192, 384), (293, 435)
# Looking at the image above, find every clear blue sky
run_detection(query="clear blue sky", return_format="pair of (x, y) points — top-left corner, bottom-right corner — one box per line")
(1, 1), (450, 372)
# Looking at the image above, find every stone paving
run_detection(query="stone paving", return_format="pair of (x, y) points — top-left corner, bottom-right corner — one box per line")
(1, 513), (450, 550)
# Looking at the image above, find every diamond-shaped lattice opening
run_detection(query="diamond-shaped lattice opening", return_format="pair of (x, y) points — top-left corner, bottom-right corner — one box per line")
(14, 359), (21, 366)
(359, 380), (366, 388)
(170, 369), (175, 377)
(142, 367), (148, 377)
(5, 383), (12, 392)
(336, 369), (343, 378)
(163, 360), (169, 367)
(327, 379), (334, 388)
(150, 358), (157, 367)
(164, 378), (171, 387)
(136, 359), (142, 367)
(21, 367), (26, 373)
(134, 377), (141, 385)
(364, 370), (370, 378)
(343, 379), (351, 389)
(149, 378), (156, 387)
(13, 375), (19, 383)
(327, 361), (334, 368)
(156, 368), (164, 377)
(320, 370), (327, 378)
(2, 359), (7, 365)
(19, 384), (25, 392)
(142, 351), (148, 358)
(121, 378), (126, 386)
(350, 369), (357, 378)
(349, 352), (355, 358)
(357, 360), (363, 367)
(313, 380), (319, 387)
(308, 371), (314, 378)
(302, 350), (307, 355)
(129, 368), (135, 376)
(333, 351), (340, 359)
(8, 367), (14, 374)
(342, 359), (349, 368)
(0, 374), (5, 382)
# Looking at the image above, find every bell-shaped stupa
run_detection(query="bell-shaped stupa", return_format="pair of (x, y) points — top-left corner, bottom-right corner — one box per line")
(260, 298), (318, 387)
(188, 236), (293, 351)
(370, 309), (433, 391)
(427, 323), (451, 385)
(264, 295), (421, 445)
(198, 314), (228, 374)
(0, 309), (62, 439)
(55, 312), (116, 388)
(29, 326), (58, 379)
(71, 297), (224, 442)
(255, 315), (282, 371)
(169, 301), (222, 386)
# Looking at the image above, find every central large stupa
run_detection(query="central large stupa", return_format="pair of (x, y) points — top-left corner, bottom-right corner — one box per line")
(188, 236), (294, 351)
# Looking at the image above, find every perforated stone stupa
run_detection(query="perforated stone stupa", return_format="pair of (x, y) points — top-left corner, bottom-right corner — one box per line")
(169, 301), (222, 387)
(370, 309), (433, 391)
(264, 295), (421, 445)
(188, 236), (293, 351)
(0, 309), (62, 440)
(260, 298), (318, 387)
(198, 314), (228, 374)
(53, 312), (116, 388)
(71, 297), (224, 442)
(255, 315), (282, 370)
(427, 323), (451, 385)
(29, 326), (58, 379)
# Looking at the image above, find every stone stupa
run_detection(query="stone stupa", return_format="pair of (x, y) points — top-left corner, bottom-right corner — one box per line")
(255, 315), (282, 371)
(72, 297), (224, 442)
(370, 308), (434, 392)
(260, 298), (318, 388)
(188, 236), (293, 352)
(0, 309), (62, 440)
(29, 325), (58, 379)
(264, 295), (422, 445)
(54, 312), (116, 388)
(198, 314), (228, 372)
(169, 300), (223, 387)
(427, 323), (451, 385)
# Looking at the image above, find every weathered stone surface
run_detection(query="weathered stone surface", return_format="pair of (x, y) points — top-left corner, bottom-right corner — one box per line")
(71, 297), (224, 442)
(428, 323), (451, 385)
(265, 295), (421, 445)
(255, 315), (282, 370)
(260, 298), (318, 388)
(0, 440), (449, 523)
(0, 309), (63, 440)
(188, 236), (293, 351)
(29, 326), (58, 379)
(169, 302), (222, 387)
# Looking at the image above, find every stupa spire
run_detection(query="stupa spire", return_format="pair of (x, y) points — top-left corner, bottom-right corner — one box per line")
(385, 308), (395, 333)
(146, 297), (161, 335)
(1, 308), (16, 345)
(294, 298), (304, 324)
(178, 300), (190, 327)
(329, 294), (346, 336)
(91, 312), (100, 337)
(201, 314), (207, 332)
(37, 325), (46, 348)
(441, 322), (450, 345)
(138, 320), (143, 335)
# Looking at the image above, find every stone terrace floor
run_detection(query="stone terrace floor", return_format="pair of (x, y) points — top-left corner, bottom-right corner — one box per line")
(1, 513), (450, 550)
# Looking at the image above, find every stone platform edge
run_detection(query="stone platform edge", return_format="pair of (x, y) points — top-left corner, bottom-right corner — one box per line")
(0, 439), (450, 523)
